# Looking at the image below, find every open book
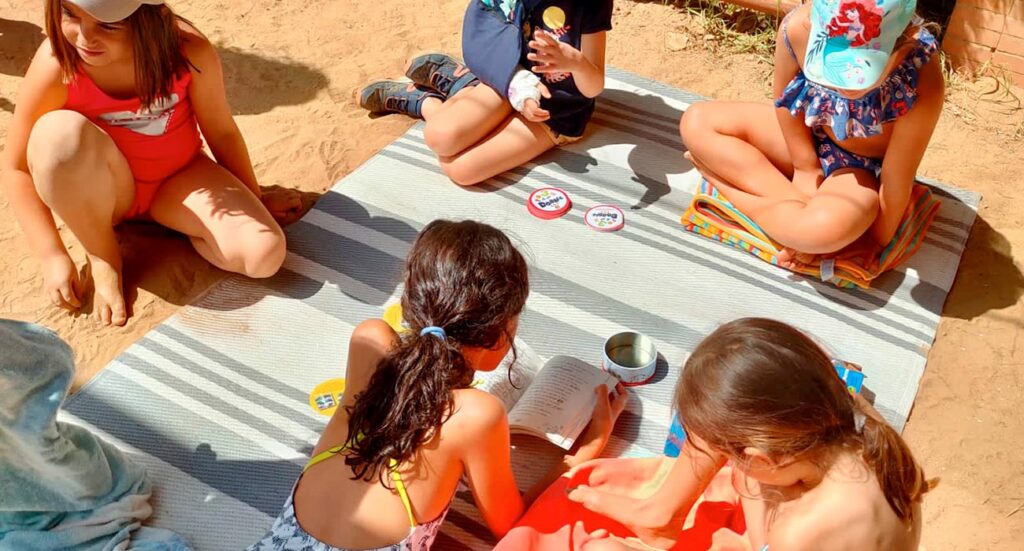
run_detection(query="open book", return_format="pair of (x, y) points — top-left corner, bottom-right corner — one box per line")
(474, 347), (619, 450)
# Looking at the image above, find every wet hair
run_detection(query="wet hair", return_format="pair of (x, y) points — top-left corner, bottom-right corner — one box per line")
(46, 1), (194, 109)
(676, 318), (934, 523)
(345, 220), (529, 485)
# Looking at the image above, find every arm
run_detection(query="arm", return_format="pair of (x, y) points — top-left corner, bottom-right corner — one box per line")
(772, 9), (822, 195)
(569, 440), (727, 549)
(460, 393), (526, 539)
(183, 32), (260, 197)
(869, 56), (944, 246)
(0, 43), (82, 308)
(526, 30), (606, 98)
(1, 43), (69, 260)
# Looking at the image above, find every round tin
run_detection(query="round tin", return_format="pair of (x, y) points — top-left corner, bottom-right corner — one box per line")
(602, 331), (658, 386)
(527, 187), (572, 220)
(584, 205), (625, 232)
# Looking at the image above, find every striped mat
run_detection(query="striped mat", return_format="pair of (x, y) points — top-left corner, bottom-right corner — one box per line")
(61, 68), (979, 550)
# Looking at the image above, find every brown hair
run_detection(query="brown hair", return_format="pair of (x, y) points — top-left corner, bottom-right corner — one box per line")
(676, 318), (934, 523)
(45, 1), (194, 109)
(345, 220), (529, 485)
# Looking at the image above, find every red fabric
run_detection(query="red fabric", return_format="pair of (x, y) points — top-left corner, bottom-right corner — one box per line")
(64, 68), (202, 217)
(495, 465), (747, 551)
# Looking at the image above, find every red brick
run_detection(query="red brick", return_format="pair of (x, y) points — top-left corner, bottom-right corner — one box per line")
(1006, 13), (1024, 38)
(945, 21), (1005, 48)
(949, 4), (1007, 32)
(943, 36), (996, 64)
(959, 0), (1024, 20)
(999, 33), (1024, 56)
(991, 50), (1024, 75)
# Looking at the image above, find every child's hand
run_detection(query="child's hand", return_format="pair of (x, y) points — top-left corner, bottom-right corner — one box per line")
(567, 382), (629, 467)
(42, 253), (82, 311)
(528, 30), (584, 75)
(791, 168), (823, 198)
(260, 187), (304, 226)
(521, 83), (552, 122)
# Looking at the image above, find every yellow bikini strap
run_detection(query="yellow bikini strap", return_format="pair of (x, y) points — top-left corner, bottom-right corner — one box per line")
(389, 458), (418, 528)
(303, 437), (417, 527)
(303, 442), (349, 473)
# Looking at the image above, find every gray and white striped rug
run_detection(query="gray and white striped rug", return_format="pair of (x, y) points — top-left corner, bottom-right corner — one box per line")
(61, 68), (979, 550)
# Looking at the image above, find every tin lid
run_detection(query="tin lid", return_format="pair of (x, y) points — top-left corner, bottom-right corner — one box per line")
(527, 187), (572, 220)
(584, 205), (625, 232)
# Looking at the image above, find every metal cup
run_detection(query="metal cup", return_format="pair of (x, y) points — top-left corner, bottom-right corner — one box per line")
(602, 331), (658, 386)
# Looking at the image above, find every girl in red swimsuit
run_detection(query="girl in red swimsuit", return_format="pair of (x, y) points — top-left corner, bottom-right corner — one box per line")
(1, 0), (301, 326)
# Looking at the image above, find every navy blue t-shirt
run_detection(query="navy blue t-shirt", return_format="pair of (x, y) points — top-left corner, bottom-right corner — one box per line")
(522, 0), (613, 137)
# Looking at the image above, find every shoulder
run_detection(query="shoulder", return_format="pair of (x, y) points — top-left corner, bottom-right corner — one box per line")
(779, 5), (812, 56)
(344, 319), (399, 381)
(178, 23), (220, 70)
(26, 40), (64, 84)
(449, 388), (509, 434)
(769, 477), (878, 550)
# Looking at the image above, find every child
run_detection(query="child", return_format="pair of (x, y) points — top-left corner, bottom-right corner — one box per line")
(679, 0), (943, 269)
(248, 220), (628, 550)
(356, 0), (613, 186)
(1, 1), (300, 326)
(568, 318), (933, 550)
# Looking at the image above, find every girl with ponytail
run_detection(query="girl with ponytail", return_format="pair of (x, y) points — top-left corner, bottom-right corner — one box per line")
(250, 219), (628, 551)
(568, 318), (933, 551)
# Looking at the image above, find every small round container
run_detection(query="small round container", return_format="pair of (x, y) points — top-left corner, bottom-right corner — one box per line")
(585, 205), (625, 232)
(527, 187), (572, 220)
(602, 331), (658, 386)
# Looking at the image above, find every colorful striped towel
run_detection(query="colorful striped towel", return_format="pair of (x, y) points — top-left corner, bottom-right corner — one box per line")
(681, 180), (941, 289)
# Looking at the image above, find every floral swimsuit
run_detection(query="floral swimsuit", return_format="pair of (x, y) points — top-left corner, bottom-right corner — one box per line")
(774, 14), (938, 178)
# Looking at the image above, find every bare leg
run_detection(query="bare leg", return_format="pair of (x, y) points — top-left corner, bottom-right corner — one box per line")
(421, 84), (514, 157)
(27, 110), (134, 326)
(680, 102), (879, 258)
(149, 155), (286, 278)
(437, 113), (556, 187)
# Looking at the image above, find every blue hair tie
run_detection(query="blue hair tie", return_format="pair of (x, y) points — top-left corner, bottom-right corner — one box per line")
(420, 326), (447, 340)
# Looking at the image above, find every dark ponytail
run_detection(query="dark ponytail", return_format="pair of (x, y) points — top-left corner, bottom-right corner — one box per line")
(856, 407), (935, 522)
(677, 318), (934, 524)
(344, 220), (529, 485)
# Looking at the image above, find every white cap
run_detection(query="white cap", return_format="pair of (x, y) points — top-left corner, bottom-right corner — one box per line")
(70, 0), (166, 23)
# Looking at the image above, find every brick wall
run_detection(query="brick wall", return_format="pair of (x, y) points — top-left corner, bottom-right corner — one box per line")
(943, 0), (1024, 85)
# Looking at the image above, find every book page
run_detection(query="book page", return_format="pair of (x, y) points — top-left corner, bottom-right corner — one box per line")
(472, 338), (543, 412)
(507, 356), (618, 449)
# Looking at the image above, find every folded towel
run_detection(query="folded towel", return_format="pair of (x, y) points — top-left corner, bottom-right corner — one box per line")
(0, 319), (191, 551)
(681, 180), (941, 289)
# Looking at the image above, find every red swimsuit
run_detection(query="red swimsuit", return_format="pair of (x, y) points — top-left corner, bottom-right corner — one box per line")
(63, 68), (202, 219)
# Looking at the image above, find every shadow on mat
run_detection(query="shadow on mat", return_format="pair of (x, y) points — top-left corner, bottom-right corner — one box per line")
(115, 188), (322, 314)
(555, 88), (693, 210)
(178, 192), (419, 311)
(796, 191), (1014, 316)
(940, 214), (1024, 322)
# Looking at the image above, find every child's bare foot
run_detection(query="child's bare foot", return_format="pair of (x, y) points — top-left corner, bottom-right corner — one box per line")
(778, 247), (818, 270)
(86, 255), (127, 326)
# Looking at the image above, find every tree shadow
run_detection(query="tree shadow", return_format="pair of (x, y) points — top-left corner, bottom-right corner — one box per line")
(936, 214), (1024, 321)
(0, 18), (45, 113)
(115, 187), (322, 314)
(217, 46), (329, 116)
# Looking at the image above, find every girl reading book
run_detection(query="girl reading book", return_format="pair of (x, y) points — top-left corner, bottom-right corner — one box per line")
(249, 220), (628, 551)
(560, 318), (933, 550)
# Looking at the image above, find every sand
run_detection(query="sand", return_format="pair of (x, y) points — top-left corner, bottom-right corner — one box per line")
(1, 1), (1022, 549)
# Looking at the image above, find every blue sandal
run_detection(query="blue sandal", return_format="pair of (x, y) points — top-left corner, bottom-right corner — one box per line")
(405, 53), (479, 98)
(357, 80), (439, 119)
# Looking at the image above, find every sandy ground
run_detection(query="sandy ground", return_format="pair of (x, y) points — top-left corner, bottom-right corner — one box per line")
(1, 0), (1022, 549)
